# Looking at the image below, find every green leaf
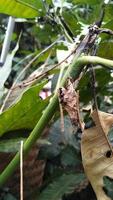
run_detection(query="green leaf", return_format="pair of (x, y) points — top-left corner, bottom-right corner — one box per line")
(74, 4), (103, 24)
(101, 19), (113, 39)
(98, 40), (113, 60)
(62, 9), (81, 36)
(105, 4), (113, 22)
(39, 116), (81, 160)
(3, 193), (17, 200)
(0, 137), (50, 153)
(32, 23), (59, 45)
(38, 173), (85, 200)
(17, 0), (45, 15)
(98, 20), (113, 59)
(0, 138), (26, 153)
(104, 19), (113, 29)
(72, 0), (104, 4)
(46, 0), (52, 4)
(0, 0), (39, 18)
(61, 146), (81, 167)
(0, 81), (50, 137)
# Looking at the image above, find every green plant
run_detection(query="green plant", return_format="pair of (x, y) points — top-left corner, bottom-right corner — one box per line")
(0, 0), (113, 200)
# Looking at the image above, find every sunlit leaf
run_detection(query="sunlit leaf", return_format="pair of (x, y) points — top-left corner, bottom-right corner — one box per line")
(0, 0), (39, 18)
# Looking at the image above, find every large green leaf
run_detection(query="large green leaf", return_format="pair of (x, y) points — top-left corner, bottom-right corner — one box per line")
(17, 0), (45, 16)
(38, 173), (85, 200)
(0, 0), (40, 18)
(0, 81), (50, 137)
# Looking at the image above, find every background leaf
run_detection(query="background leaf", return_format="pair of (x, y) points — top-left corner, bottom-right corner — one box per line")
(103, 176), (113, 199)
(38, 173), (85, 200)
(61, 146), (81, 167)
(0, 41), (19, 98)
(72, 0), (104, 5)
(0, 137), (26, 153)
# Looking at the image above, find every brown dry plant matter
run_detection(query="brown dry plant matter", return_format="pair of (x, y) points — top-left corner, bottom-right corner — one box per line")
(81, 109), (113, 200)
(58, 78), (84, 132)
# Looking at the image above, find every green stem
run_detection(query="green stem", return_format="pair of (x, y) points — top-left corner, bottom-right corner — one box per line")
(0, 55), (113, 186)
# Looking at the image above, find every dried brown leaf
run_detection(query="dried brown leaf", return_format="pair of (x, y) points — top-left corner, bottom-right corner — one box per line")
(81, 109), (113, 200)
(58, 78), (84, 132)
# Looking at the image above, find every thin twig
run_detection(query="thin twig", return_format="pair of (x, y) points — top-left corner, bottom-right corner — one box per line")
(5, 24), (107, 93)
(11, 49), (75, 89)
(8, 25), (100, 90)
(99, 28), (113, 35)
(55, 65), (65, 93)
(15, 35), (62, 84)
(22, 52), (86, 91)
(0, 36), (63, 112)
(59, 101), (65, 133)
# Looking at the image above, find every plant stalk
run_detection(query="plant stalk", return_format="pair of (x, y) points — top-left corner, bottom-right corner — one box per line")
(0, 55), (113, 186)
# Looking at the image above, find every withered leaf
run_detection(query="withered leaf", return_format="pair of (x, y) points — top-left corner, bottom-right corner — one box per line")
(81, 109), (113, 200)
(58, 78), (84, 132)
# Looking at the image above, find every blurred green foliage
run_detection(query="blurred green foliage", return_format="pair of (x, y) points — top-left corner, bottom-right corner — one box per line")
(0, 0), (113, 199)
